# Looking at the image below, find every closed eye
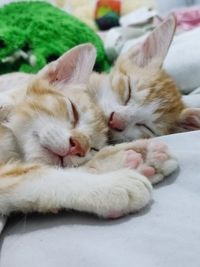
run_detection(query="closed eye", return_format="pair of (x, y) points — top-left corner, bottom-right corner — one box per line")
(125, 77), (131, 105)
(91, 147), (99, 152)
(68, 99), (79, 127)
(136, 123), (155, 135)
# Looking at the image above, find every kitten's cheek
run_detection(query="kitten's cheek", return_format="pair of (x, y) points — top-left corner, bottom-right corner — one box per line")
(32, 131), (39, 139)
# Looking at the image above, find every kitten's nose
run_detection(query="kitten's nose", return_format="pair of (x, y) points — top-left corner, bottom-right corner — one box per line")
(69, 137), (86, 157)
(108, 112), (125, 131)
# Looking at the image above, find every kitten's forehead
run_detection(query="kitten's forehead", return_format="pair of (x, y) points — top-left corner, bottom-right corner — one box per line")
(115, 59), (159, 87)
(65, 89), (92, 110)
(26, 94), (67, 120)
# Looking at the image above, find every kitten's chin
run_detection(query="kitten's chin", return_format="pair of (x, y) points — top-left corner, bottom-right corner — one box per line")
(62, 154), (91, 168)
(26, 155), (61, 167)
(27, 154), (89, 168)
(24, 144), (92, 167)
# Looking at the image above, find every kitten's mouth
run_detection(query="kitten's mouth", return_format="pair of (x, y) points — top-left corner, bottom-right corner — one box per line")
(41, 145), (86, 168)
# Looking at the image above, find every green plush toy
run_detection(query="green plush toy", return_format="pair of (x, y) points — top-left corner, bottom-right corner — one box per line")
(0, 1), (110, 74)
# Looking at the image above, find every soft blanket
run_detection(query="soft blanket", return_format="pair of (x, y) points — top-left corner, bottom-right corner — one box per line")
(0, 130), (200, 267)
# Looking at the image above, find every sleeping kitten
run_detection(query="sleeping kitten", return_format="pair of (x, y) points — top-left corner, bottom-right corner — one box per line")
(89, 15), (200, 143)
(0, 44), (178, 218)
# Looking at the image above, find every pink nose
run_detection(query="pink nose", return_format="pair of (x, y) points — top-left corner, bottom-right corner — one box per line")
(108, 112), (125, 131)
(68, 137), (86, 157)
(44, 138), (86, 158)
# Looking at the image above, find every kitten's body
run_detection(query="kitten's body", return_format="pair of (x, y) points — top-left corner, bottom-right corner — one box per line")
(89, 16), (200, 143)
(0, 44), (178, 218)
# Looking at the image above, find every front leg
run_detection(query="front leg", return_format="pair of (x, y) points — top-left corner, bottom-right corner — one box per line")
(0, 162), (152, 219)
(85, 139), (178, 184)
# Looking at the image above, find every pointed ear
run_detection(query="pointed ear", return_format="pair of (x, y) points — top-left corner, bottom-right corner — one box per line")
(38, 43), (96, 86)
(126, 15), (176, 68)
(178, 108), (200, 130)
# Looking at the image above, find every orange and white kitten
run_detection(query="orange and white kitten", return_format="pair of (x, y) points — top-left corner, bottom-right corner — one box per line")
(89, 16), (200, 143)
(0, 44), (178, 218)
(0, 44), (151, 218)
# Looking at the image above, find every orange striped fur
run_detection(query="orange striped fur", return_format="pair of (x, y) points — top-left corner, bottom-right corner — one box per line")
(88, 16), (200, 143)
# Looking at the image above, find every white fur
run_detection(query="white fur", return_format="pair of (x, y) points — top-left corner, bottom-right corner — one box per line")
(0, 45), (106, 167)
(90, 73), (161, 142)
(0, 44), (178, 219)
(89, 17), (177, 142)
(0, 166), (152, 217)
(0, 44), (154, 218)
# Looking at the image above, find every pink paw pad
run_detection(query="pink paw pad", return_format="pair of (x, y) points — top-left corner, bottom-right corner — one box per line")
(125, 150), (143, 168)
(154, 152), (168, 161)
(153, 142), (168, 152)
(140, 166), (156, 177)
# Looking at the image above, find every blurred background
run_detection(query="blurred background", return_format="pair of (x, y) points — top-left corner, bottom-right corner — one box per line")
(0, 0), (200, 96)
(1, 0), (200, 29)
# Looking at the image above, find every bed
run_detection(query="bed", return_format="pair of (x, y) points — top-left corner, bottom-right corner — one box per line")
(0, 1), (200, 265)
(0, 130), (200, 267)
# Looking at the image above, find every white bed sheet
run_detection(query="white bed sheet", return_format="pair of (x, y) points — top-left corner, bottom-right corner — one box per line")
(0, 131), (200, 267)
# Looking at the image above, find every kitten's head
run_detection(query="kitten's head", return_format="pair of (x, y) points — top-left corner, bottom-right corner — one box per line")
(90, 16), (200, 143)
(7, 44), (107, 167)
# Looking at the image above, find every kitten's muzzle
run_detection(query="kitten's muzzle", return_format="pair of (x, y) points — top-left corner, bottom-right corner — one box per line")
(44, 137), (86, 158)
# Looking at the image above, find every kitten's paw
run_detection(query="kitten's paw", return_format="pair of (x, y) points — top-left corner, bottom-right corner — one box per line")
(125, 140), (178, 184)
(91, 169), (152, 218)
(86, 139), (178, 184)
(142, 141), (178, 184)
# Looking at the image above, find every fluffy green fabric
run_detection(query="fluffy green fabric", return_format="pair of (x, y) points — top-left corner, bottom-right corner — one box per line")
(0, 1), (110, 74)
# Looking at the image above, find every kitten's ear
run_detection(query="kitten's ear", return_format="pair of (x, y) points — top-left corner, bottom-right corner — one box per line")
(126, 15), (176, 68)
(178, 108), (200, 130)
(38, 43), (96, 85)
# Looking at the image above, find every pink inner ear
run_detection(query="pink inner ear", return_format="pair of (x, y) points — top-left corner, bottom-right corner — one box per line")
(48, 52), (77, 84)
(130, 15), (176, 68)
(181, 116), (200, 130)
(39, 44), (96, 86)
(48, 65), (60, 84)
(139, 37), (156, 67)
(180, 108), (200, 130)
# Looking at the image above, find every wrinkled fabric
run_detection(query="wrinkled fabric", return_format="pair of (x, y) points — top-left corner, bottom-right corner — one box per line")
(174, 7), (200, 30)
(1, 130), (200, 267)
